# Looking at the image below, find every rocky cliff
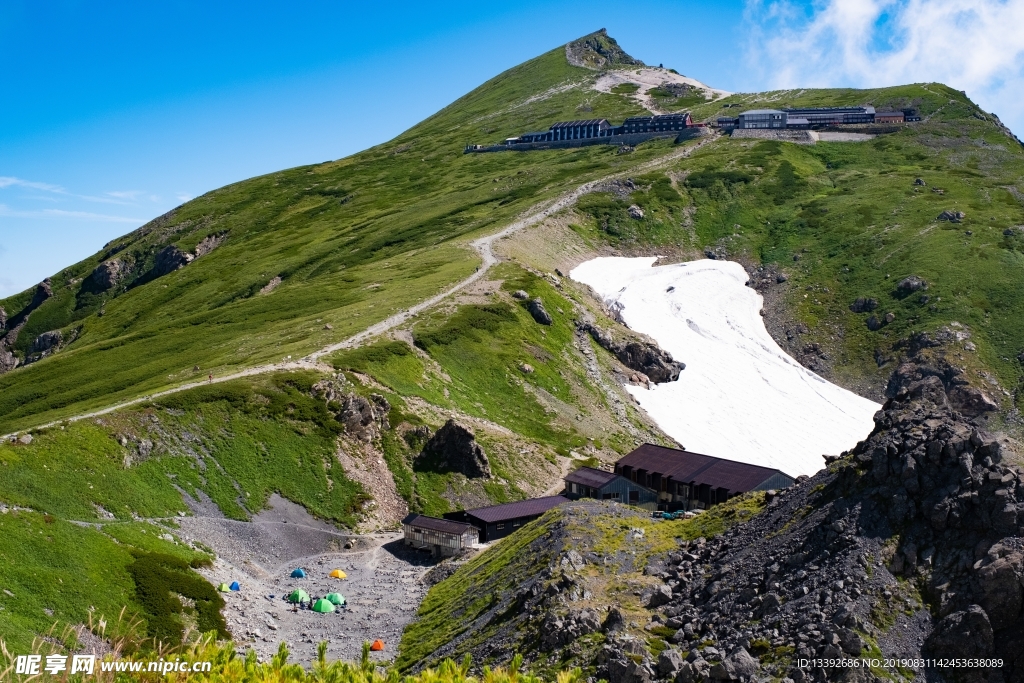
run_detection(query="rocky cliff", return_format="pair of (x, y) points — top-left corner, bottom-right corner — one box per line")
(403, 346), (1023, 683)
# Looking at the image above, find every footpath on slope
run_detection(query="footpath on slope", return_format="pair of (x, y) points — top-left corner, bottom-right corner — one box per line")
(2, 134), (718, 440)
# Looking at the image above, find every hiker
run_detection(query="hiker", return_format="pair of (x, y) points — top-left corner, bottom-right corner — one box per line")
(208, 373), (213, 383)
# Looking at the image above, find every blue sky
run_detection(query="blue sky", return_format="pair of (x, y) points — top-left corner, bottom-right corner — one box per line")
(2, 0), (1022, 298)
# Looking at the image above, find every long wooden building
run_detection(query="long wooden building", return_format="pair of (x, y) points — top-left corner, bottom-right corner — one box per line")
(614, 443), (795, 510)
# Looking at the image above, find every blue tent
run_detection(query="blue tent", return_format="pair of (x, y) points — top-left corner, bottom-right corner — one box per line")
(229, 581), (241, 591)
(290, 568), (306, 578)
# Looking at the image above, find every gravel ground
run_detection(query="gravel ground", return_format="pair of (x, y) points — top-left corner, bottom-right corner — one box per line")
(172, 495), (438, 666)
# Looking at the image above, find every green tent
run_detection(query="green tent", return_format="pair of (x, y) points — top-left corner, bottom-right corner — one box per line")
(311, 598), (335, 613)
(288, 589), (310, 604)
(325, 592), (345, 606)
(218, 583), (231, 592)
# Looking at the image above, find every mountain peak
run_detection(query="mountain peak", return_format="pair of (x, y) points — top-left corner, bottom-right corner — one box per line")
(565, 28), (644, 70)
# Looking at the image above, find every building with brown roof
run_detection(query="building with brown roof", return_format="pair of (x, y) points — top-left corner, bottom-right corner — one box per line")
(615, 443), (795, 510)
(402, 514), (478, 557)
(563, 466), (658, 510)
(444, 496), (569, 542)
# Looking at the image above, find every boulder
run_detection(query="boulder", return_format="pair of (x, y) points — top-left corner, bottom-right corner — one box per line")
(612, 340), (685, 383)
(914, 178), (926, 186)
(866, 315), (883, 331)
(416, 419), (491, 478)
(709, 648), (758, 680)
(603, 607), (627, 633)
(32, 330), (62, 353)
(849, 297), (879, 313)
(527, 298), (552, 325)
(646, 584), (673, 607)
(937, 210), (966, 223)
(896, 275), (928, 297)
(658, 649), (685, 677)
(511, 290), (529, 300)
(628, 205), (645, 220)
(925, 605), (994, 659)
(153, 246), (194, 276)
(91, 259), (124, 291)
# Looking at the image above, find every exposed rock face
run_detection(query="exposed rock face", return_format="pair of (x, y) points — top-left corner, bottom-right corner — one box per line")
(32, 330), (62, 353)
(337, 394), (390, 442)
(153, 245), (194, 276)
(527, 298), (553, 326)
(32, 279), (53, 307)
(0, 348), (17, 373)
(91, 259), (124, 291)
(193, 232), (226, 257)
(416, 419), (491, 478)
(0, 306), (6, 330)
(565, 29), (644, 69)
(579, 316), (685, 383)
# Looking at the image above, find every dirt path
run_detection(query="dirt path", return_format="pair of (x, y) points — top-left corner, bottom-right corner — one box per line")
(3, 135), (718, 440)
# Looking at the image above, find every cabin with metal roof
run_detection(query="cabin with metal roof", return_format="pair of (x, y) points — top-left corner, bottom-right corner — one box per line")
(615, 443), (795, 511)
(402, 514), (478, 557)
(563, 466), (658, 510)
(444, 496), (569, 542)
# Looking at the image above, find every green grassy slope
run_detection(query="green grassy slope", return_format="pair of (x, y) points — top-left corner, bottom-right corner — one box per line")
(569, 83), (1024, 402)
(0, 33), (660, 433)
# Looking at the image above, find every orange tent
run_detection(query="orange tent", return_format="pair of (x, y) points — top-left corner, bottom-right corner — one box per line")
(370, 640), (385, 651)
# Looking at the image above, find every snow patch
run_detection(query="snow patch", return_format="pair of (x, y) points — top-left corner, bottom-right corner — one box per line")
(571, 257), (879, 477)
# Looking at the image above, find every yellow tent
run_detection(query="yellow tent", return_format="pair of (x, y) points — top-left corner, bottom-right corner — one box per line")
(329, 569), (347, 579)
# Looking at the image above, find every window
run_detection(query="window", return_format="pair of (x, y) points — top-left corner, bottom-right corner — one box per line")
(496, 523), (505, 530)
(629, 490), (639, 503)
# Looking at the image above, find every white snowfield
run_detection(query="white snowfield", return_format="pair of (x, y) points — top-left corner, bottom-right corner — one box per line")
(571, 257), (880, 477)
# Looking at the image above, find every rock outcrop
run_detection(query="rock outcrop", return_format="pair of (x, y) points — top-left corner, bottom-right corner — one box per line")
(153, 245), (194, 276)
(416, 419), (491, 479)
(91, 259), (124, 291)
(337, 394), (391, 442)
(0, 306), (6, 330)
(0, 279), (53, 375)
(578, 316), (684, 383)
(32, 330), (62, 353)
(565, 29), (644, 69)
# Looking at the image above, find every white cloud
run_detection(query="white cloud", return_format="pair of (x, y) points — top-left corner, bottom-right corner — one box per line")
(105, 190), (144, 200)
(0, 176), (66, 193)
(0, 204), (144, 223)
(176, 193), (193, 202)
(744, 0), (1024, 137)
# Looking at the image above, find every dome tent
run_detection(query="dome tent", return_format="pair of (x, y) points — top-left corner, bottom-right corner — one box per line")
(217, 583), (231, 592)
(288, 589), (310, 604)
(370, 640), (385, 651)
(329, 569), (347, 579)
(229, 581), (241, 591)
(290, 568), (306, 578)
(312, 598), (335, 613)
(325, 592), (345, 606)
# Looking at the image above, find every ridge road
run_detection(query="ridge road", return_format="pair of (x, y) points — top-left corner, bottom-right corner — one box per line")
(2, 134), (717, 439)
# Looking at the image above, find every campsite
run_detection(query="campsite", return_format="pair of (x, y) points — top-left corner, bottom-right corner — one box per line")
(173, 494), (434, 665)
